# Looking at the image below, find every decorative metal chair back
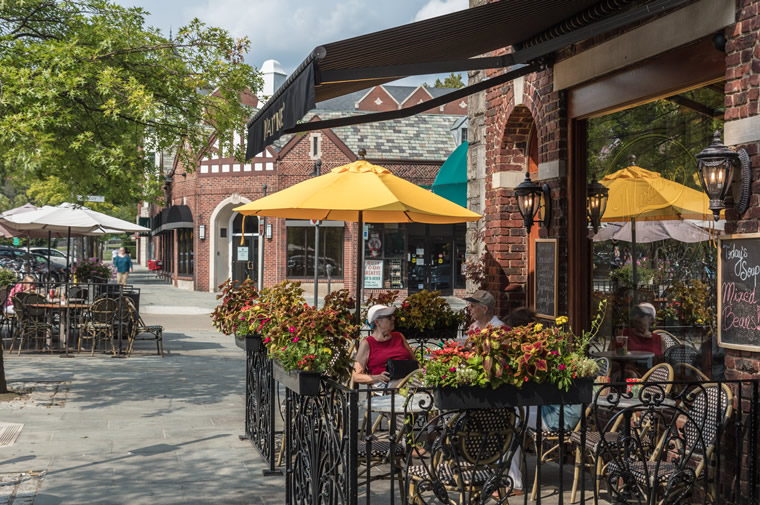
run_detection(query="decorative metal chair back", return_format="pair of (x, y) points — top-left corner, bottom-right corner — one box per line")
(664, 343), (700, 367)
(593, 357), (610, 378)
(679, 383), (733, 457)
(638, 362), (675, 399)
(68, 286), (88, 302)
(23, 292), (48, 322)
(448, 408), (518, 467)
(653, 329), (682, 350)
(89, 297), (117, 325)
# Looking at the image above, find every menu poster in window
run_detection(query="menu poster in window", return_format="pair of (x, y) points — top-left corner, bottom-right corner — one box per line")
(533, 239), (558, 319)
(718, 233), (760, 351)
(364, 259), (384, 289)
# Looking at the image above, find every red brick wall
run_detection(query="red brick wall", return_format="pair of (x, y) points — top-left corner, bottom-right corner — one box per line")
(355, 86), (399, 112)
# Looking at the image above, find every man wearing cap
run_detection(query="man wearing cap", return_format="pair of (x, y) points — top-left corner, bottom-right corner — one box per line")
(464, 289), (504, 332)
(463, 289), (524, 496)
(352, 304), (417, 386)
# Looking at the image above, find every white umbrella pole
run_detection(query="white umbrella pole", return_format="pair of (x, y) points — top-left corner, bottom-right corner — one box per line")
(47, 230), (52, 286)
(632, 217), (638, 305)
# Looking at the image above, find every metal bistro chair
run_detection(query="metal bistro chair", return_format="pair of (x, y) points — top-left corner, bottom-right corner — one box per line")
(606, 382), (733, 504)
(407, 408), (523, 505)
(79, 297), (117, 356)
(653, 329), (683, 351)
(125, 297), (163, 357)
(13, 292), (53, 354)
(570, 362), (675, 503)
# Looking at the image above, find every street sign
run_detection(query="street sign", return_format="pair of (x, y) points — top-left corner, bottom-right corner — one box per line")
(12, 238), (19, 246)
(77, 195), (105, 203)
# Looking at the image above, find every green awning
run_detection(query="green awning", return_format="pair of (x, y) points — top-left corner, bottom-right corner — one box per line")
(432, 141), (468, 207)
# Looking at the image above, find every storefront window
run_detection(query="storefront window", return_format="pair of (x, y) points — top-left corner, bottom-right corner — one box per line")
(365, 224), (406, 289)
(177, 228), (194, 275)
(286, 223), (344, 278)
(586, 83), (723, 379)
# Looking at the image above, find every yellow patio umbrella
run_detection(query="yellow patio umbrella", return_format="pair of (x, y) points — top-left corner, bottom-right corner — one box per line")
(234, 159), (481, 318)
(599, 164), (719, 301)
(601, 165), (716, 223)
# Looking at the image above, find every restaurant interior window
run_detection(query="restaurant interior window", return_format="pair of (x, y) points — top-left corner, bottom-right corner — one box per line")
(177, 228), (194, 275)
(365, 223), (406, 289)
(286, 221), (344, 278)
(586, 82), (724, 379)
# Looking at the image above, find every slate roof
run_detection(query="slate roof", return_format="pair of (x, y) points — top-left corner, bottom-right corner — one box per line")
(284, 109), (459, 162)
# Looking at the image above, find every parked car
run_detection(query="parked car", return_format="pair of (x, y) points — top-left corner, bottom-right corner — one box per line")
(30, 252), (69, 281)
(29, 247), (71, 266)
(0, 246), (68, 282)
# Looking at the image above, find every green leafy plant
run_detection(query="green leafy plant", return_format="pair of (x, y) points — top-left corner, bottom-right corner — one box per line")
(362, 290), (399, 321)
(73, 258), (113, 282)
(210, 278), (260, 335)
(670, 279), (715, 333)
(394, 290), (466, 334)
(267, 289), (359, 378)
(0, 268), (18, 288)
(423, 311), (602, 391)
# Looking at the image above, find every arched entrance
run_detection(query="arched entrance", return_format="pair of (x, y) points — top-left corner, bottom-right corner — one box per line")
(230, 213), (259, 283)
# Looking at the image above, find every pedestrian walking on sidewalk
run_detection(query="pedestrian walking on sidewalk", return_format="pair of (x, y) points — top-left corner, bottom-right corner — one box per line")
(113, 247), (133, 285)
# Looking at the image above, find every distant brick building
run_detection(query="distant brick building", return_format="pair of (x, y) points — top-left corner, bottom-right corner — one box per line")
(140, 68), (469, 299)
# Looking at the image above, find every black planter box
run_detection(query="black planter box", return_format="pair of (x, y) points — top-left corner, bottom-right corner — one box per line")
(234, 333), (263, 352)
(272, 360), (322, 396)
(433, 378), (593, 409)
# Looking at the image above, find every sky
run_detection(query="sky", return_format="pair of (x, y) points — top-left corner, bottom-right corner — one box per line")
(113, 0), (469, 87)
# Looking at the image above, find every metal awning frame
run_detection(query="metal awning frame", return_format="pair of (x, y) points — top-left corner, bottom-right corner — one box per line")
(246, 0), (693, 156)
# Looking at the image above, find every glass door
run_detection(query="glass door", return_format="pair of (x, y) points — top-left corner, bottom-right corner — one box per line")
(429, 237), (453, 295)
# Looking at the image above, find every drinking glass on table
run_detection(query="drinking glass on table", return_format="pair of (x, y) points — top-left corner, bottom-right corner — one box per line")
(615, 335), (628, 355)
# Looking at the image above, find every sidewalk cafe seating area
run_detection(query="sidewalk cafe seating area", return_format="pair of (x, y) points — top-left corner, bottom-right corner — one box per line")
(240, 332), (757, 505)
(0, 279), (162, 357)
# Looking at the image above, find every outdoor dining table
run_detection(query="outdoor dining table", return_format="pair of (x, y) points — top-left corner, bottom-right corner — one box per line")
(590, 350), (655, 379)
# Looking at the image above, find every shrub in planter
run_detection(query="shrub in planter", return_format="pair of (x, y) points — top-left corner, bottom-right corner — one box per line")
(364, 290), (465, 338)
(73, 258), (114, 282)
(210, 278), (259, 336)
(267, 289), (359, 380)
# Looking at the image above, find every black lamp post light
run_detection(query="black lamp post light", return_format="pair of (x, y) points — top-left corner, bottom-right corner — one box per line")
(696, 130), (751, 221)
(515, 172), (551, 233)
(586, 178), (609, 234)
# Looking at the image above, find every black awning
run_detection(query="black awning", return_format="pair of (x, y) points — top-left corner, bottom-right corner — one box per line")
(246, 0), (692, 158)
(151, 208), (171, 236)
(162, 205), (193, 231)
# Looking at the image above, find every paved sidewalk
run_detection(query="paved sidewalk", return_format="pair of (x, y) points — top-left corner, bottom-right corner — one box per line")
(1, 269), (286, 505)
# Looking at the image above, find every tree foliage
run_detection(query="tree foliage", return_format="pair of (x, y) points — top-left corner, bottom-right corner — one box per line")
(432, 72), (464, 89)
(0, 0), (262, 207)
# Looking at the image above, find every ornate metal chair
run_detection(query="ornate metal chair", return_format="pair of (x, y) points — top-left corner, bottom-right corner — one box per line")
(653, 329), (683, 350)
(570, 362), (675, 503)
(605, 382), (733, 504)
(126, 297), (163, 356)
(78, 297), (117, 356)
(12, 292), (53, 354)
(406, 408), (523, 505)
(664, 343), (700, 368)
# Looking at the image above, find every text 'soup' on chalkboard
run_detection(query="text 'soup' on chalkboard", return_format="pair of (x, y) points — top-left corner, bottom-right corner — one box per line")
(718, 233), (760, 351)
(534, 239), (558, 318)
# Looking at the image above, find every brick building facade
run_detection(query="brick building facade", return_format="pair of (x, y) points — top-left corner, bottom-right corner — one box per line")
(141, 82), (469, 300)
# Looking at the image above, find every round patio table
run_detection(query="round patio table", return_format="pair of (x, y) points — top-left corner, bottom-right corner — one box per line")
(590, 350), (655, 379)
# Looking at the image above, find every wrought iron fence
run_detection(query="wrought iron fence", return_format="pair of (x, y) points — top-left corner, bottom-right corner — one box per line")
(243, 342), (281, 475)
(244, 352), (760, 505)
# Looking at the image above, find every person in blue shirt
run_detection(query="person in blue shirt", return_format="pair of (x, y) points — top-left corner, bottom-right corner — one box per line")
(113, 247), (133, 285)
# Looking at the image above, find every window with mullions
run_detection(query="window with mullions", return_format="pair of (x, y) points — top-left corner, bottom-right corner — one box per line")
(177, 228), (194, 275)
(286, 225), (344, 278)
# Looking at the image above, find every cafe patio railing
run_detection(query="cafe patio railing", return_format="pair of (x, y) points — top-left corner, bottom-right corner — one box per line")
(242, 341), (281, 475)
(243, 365), (760, 505)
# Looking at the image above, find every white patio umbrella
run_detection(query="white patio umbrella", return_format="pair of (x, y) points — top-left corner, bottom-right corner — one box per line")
(592, 219), (724, 243)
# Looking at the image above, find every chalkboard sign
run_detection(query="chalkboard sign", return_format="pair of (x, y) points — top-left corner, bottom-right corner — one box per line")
(718, 233), (760, 351)
(534, 239), (558, 319)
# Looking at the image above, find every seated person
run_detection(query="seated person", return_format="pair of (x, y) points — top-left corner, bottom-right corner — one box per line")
(464, 290), (503, 332)
(536, 404), (583, 432)
(352, 304), (417, 387)
(5, 275), (37, 314)
(504, 306), (536, 328)
(611, 302), (664, 355)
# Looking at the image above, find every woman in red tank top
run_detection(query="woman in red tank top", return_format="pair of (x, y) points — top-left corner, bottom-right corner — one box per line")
(353, 304), (416, 385)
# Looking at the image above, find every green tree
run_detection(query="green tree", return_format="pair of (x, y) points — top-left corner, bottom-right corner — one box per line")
(432, 72), (465, 89)
(0, 0), (262, 393)
(0, 0), (262, 207)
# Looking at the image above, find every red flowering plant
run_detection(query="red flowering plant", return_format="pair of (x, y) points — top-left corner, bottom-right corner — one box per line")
(267, 289), (359, 378)
(210, 278), (259, 335)
(422, 314), (599, 391)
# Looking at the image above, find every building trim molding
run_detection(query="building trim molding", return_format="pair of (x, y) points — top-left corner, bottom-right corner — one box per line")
(208, 194), (252, 292)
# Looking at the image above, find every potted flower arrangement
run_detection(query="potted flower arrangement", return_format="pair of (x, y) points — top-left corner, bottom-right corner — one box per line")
(267, 289), (359, 396)
(211, 278), (261, 351)
(73, 258), (114, 283)
(369, 290), (465, 341)
(424, 315), (599, 409)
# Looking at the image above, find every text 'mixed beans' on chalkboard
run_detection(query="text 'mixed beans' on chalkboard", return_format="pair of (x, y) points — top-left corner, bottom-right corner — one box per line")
(534, 239), (558, 319)
(718, 234), (760, 351)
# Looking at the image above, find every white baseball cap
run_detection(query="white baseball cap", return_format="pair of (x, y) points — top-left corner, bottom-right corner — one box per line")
(367, 304), (397, 324)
